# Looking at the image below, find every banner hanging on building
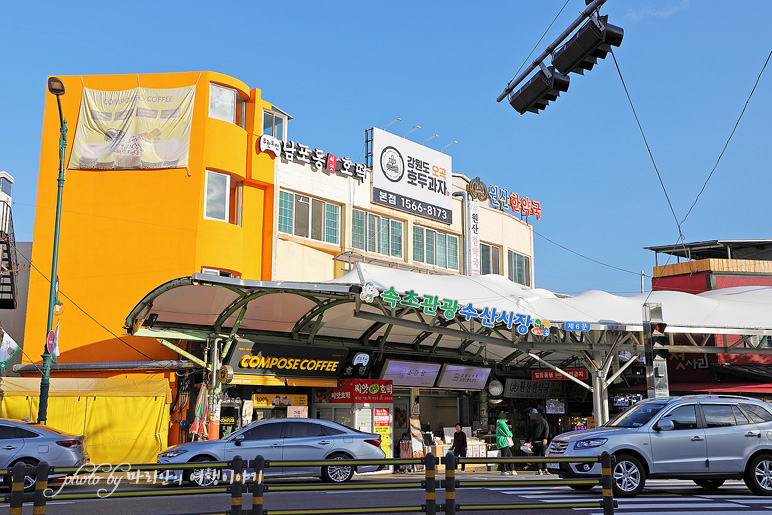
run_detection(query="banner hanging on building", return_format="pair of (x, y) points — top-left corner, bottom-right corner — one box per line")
(370, 127), (452, 223)
(69, 86), (195, 170)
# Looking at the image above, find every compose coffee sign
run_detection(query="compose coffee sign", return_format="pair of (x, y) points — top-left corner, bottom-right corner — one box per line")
(227, 341), (349, 378)
(371, 127), (452, 223)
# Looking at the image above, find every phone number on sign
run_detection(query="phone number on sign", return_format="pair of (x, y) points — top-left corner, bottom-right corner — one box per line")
(399, 198), (448, 221)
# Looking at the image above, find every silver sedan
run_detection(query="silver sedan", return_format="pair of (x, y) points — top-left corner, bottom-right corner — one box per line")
(158, 418), (385, 486)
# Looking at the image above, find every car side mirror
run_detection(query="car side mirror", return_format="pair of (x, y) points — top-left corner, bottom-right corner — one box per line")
(234, 435), (245, 446)
(655, 419), (674, 431)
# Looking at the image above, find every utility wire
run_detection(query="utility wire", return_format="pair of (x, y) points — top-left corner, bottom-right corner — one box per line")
(681, 48), (772, 226)
(506, 0), (572, 87)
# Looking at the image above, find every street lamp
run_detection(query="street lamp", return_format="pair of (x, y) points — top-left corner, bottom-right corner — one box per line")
(384, 117), (401, 129)
(421, 134), (439, 145)
(404, 125), (421, 137)
(441, 140), (458, 153)
(38, 77), (67, 425)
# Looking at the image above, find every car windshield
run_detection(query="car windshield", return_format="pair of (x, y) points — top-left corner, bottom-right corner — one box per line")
(605, 402), (667, 428)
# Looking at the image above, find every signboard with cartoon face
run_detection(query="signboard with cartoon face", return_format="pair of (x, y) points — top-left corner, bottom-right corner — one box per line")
(371, 127), (452, 223)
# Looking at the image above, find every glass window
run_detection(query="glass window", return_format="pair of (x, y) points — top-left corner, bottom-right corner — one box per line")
(279, 190), (340, 244)
(0, 425), (18, 440)
(481, 243), (500, 275)
(0, 178), (11, 196)
(205, 170), (229, 222)
(322, 425), (346, 436)
(242, 421), (284, 441)
(352, 210), (365, 250)
(507, 250), (532, 286)
(278, 191), (293, 234)
(606, 402), (666, 428)
(703, 404), (738, 427)
(285, 422), (325, 439)
(210, 83), (236, 124)
(732, 405), (751, 425)
(741, 403), (772, 423)
(352, 210), (403, 258)
(413, 226), (458, 271)
(662, 405), (698, 430)
(17, 428), (38, 438)
(263, 109), (287, 140)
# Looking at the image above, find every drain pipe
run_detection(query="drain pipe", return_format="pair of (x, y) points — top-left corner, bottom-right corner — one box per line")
(13, 360), (199, 373)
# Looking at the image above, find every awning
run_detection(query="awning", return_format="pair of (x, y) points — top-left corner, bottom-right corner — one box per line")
(286, 377), (338, 387)
(0, 377), (172, 403)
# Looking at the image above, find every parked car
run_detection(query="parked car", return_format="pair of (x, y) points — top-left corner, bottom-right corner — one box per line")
(0, 419), (89, 491)
(546, 395), (772, 497)
(158, 418), (385, 486)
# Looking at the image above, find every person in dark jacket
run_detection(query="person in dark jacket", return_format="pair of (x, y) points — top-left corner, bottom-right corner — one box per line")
(525, 408), (550, 475)
(450, 423), (468, 472)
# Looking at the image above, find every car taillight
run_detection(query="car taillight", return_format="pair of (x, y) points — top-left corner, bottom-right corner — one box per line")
(56, 440), (82, 448)
(365, 438), (381, 447)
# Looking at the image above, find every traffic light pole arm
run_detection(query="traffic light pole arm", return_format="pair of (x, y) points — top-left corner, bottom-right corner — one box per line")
(496, 0), (608, 103)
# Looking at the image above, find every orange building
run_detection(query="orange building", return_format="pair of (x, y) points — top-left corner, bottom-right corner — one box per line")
(12, 72), (279, 462)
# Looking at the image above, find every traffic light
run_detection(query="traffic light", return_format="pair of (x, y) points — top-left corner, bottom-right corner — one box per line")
(651, 321), (669, 360)
(551, 15), (624, 76)
(508, 66), (570, 115)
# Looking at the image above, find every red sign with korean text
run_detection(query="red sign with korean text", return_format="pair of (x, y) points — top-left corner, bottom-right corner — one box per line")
(531, 369), (588, 381)
(332, 379), (393, 403)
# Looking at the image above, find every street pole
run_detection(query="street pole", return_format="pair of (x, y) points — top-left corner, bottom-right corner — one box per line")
(38, 78), (67, 425)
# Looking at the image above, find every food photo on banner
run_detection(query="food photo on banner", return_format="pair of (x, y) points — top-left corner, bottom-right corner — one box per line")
(68, 86), (195, 170)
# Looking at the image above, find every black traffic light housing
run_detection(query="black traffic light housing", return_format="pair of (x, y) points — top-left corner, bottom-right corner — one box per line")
(552, 15), (624, 76)
(651, 321), (669, 360)
(509, 66), (570, 115)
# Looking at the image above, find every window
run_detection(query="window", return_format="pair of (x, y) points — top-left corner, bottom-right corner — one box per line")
(263, 109), (286, 140)
(413, 226), (459, 270)
(507, 250), (531, 286)
(209, 83), (246, 128)
(17, 428), (38, 438)
(205, 170), (241, 225)
(741, 403), (772, 423)
(662, 405), (698, 430)
(480, 243), (500, 275)
(0, 178), (11, 196)
(352, 210), (404, 258)
(0, 425), (18, 440)
(242, 421), (284, 441)
(278, 190), (340, 245)
(322, 425), (346, 436)
(284, 422), (325, 439)
(702, 404), (740, 428)
(201, 268), (237, 278)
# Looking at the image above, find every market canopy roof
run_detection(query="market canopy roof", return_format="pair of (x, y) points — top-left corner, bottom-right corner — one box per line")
(125, 264), (772, 366)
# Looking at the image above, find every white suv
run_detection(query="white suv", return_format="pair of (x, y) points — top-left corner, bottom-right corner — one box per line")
(546, 395), (772, 497)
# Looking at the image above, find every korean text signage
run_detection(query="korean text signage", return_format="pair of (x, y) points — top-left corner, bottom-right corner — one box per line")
(467, 176), (542, 221)
(436, 364), (491, 390)
(374, 408), (391, 458)
(371, 127), (452, 223)
(259, 134), (367, 182)
(564, 322), (592, 332)
(69, 87), (195, 170)
(469, 201), (481, 276)
(380, 359), (441, 387)
(504, 378), (552, 399)
(227, 341), (349, 378)
(532, 369), (588, 381)
(253, 394), (308, 408)
(331, 379), (394, 403)
(363, 284), (551, 336)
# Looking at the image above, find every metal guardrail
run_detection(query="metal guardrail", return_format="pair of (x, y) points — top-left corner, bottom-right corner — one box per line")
(3, 452), (616, 515)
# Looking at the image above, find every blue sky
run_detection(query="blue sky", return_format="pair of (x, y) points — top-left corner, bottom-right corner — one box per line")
(2, 0), (770, 295)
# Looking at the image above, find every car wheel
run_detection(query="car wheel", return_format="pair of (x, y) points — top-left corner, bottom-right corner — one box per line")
(612, 454), (645, 497)
(569, 484), (596, 491)
(7, 459), (38, 492)
(694, 479), (725, 490)
(322, 453), (354, 483)
(186, 457), (219, 487)
(745, 454), (772, 495)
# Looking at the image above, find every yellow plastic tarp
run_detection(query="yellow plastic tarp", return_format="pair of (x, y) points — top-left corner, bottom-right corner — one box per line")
(0, 378), (170, 464)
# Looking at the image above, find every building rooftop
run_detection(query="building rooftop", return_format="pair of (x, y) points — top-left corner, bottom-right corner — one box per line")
(645, 240), (772, 261)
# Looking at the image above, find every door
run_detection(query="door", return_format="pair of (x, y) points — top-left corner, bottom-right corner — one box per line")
(702, 403), (760, 474)
(224, 420), (285, 475)
(650, 404), (708, 474)
(282, 421), (333, 476)
(0, 424), (24, 467)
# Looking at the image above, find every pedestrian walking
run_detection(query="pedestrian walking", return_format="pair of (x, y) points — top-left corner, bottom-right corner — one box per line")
(450, 423), (467, 472)
(526, 408), (550, 475)
(495, 412), (517, 475)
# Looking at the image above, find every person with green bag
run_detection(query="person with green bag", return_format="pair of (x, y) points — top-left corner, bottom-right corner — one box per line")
(495, 412), (516, 475)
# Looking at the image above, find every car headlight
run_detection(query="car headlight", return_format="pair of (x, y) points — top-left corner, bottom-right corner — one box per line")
(159, 449), (189, 458)
(574, 438), (608, 450)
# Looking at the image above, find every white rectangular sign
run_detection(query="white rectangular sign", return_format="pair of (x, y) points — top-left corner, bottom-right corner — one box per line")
(380, 359), (441, 387)
(371, 127), (452, 223)
(436, 364), (491, 390)
(469, 200), (481, 276)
